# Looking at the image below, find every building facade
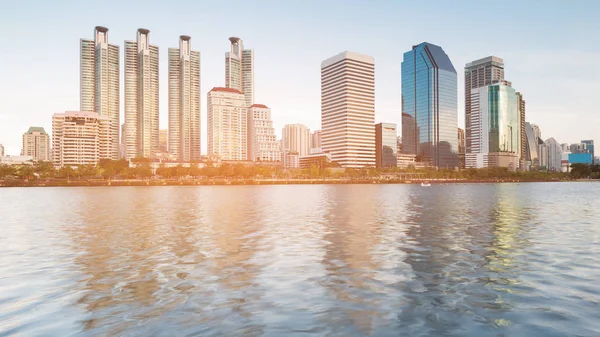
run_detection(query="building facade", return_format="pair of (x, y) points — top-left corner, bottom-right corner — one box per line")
(402, 42), (458, 168)
(465, 80), (520, 170)
(283, 152), (300, 169)
(545, 137), (563, 171)
(321, 51), (375, 167)
(207, 87), (247, 161)
(247, 104), (281, 162)
(375, 123), (398, 168)
(282, 124), (311, 157)
(52, 111), (109, 167)
(525, 122), (540, 170)
(21, 127), (51, 161)
(458, 127), (465, 169)
(517, 92), (526, 169)
(581, 140), (594, 164)
(80, 26), (120, 160)
(225, 37), (254, 107)
(464, 56), (504, 154)
(311, 130), (322, 151)
(124, 28), (159, 159)
(168, 35), (201, 161)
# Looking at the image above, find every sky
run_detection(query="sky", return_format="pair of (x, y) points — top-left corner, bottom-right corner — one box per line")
(0, 0), (599, 156)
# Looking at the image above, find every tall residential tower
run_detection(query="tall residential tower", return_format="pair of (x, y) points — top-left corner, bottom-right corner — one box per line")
(80, 26), (120, 159)
(124, 29), (159, 159)
(168, 35), (201, 161)
(401, 42), (458, 168)
(225, 37), (254, 107)
(321, 51), (375, 168)
(207, 87), (247, 161)
(465, 56), (504, 154)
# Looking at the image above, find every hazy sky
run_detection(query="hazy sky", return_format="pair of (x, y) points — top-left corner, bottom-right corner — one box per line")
(0, 0), (598, 155)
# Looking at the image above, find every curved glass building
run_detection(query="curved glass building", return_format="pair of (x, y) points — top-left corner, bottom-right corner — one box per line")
(401, 42), (458, 168)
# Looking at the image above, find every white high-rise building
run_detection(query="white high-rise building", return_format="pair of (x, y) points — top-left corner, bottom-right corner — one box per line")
(80, 26), (120, 159)
(225, 37), (254, 107)
(168, 35), (201, 161)
(247, 104), (281, 162)
(321, 51), (375, 167)
(207, 87), (247, 161)
(124, 28), (159, 159)
(52, 111), (109, 167)
(21, 127), (51, 161)
(282, 124), (311, 157)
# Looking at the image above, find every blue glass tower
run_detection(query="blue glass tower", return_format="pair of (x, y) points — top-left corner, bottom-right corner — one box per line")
(401, 42), (458, 168)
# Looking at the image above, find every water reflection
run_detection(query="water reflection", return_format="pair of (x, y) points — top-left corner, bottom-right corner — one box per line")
(1, 184), (600, 336)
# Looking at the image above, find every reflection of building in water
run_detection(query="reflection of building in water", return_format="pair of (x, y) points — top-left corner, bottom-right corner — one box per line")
(320, 185), (383, 335)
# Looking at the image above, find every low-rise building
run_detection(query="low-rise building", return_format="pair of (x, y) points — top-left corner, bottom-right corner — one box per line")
(52, 111), (110, 167)
(0, 155), (34, 166)
(283, 152), (300, 169)
(22, 127), (51, 161)
(299, 152), (331, 169)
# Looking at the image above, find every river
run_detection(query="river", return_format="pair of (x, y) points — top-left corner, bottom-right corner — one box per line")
(1, 183), (599, 336)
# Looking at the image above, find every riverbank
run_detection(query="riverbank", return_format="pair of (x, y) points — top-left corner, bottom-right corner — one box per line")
(0, 177), (576, 187)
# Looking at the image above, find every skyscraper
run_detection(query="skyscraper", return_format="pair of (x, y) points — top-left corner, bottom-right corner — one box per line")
(321, 51), (375, 168)
(80, 26), (120, 160)
(310, 130), (322, 150)
(247, 104), (281, 162)
(124, 28), (159, 159)
(207, 87), (247, 161)
(225, 37), (254, 107)
(545, 138), (563, 171)
(465, 56), (504, 154)
(281, 124), (311, 157)
(52, 112), (110, 167)
(401, 42), (458, 168)
(375, 123), (397, 168)
(465, 80), (520, 170)
(168, 35), (201, 161)
(525, 122), (540, 169)
(21, 127), (50, 161)
(517, 92), (526, 169)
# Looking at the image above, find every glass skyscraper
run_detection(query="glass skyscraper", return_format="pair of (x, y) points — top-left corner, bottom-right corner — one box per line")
(401, 42), (458, 168)
(375, 123), (397, 168)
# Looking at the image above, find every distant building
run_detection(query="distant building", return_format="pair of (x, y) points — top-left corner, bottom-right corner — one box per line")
(282, 124), (311, 157)
(458, 128), (465, 169)
(397, 153), (416, 168)
(581, 140), (594, 164)
(207, 87), (247, 161)
(465, 80), (520, 170)
(517, 92), (526, 169)
(569, 153), (593, 165)
(168, 35), (201, 161)
(22, 127), (51, 161)
(375, 123), (397, 168)
(80, 26), (120, 160)
(247, 104), (281, 162)
(52, 111), (110, 167)
(225, 37), (253, 107)
(0, 144), (4, 157)
(159, 129), (168, 153)
(299, 152), (331, 169)
(322, 51), (375, 167)
(545, 138), (563, 172)
(0, 155), (34, 166)
(402, 43), (458, 168)
(283, 152), (300, 169)
(124, 28), (159, 159)
(310, 130), (322, 152)
(525, 122), (540, 170)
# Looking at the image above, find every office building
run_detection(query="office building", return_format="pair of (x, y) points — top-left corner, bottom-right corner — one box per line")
(375, 123), (397, 168)
(207, 87), (247, 161)
(545, 138), (563, 172)
(517, 92), (526, 169)
(465, 56), (504, 154)
(458, 128), (465, 169)
(283, 152), (300, 169)
(247, 104), (281, 162)
(282, 124), (311, 157)
(52, 111), (109, 167)
(124, 28), (159, 159)
(402, 42), (458, 168)
(321, 51), (375, 167)
(299, 152), (331, 169)
(465, 80), (520, 170)
(21, 127), (50, 161)
(525, 122), (540, 170)
(168, 35), (201, 161)
(311, 130), (322, 150)
(581, 140), (594, 164)
(80, 26), (120, 160)
(225, 37), (254, 107)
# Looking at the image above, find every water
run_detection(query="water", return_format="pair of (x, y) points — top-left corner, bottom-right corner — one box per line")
(1, 183), (599, 336)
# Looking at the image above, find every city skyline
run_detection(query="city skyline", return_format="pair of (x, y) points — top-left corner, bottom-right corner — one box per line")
(0, 1), (598, 156)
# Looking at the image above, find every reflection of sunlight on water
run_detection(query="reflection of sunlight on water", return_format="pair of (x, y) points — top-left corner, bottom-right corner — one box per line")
(1, 183), (600, 336)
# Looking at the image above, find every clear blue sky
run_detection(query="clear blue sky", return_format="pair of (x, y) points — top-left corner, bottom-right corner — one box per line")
(0, 0), (598, 155)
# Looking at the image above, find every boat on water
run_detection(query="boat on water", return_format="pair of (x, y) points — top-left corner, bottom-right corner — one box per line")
(421, 182), (431, 187)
